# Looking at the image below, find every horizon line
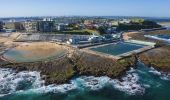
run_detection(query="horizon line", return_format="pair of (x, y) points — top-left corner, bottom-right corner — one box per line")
(0, 15), (170, 19)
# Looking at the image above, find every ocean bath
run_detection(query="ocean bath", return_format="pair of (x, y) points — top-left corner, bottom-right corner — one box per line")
(2, 42), (67, 63)
(90, 42), (145, 56)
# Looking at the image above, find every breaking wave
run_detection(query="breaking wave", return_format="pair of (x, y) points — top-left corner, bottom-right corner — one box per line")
(1, 66), (170, 97)
(149, 67), (170, 81)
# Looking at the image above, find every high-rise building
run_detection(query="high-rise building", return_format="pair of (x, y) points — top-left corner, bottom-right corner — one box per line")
(37, 21), (54, 32)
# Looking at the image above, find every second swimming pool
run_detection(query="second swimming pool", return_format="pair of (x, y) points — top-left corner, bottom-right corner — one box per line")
(90, 42), (144, 56)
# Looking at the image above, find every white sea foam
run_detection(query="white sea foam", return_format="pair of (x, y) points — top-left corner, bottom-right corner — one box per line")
(110, 68), (145, 95)
(71, 76), (111, 91)
(0, 68), (146, 97)
(149, 67), (170, 81)
(149, 67), (161, 76)
(0, 68), (44, 97)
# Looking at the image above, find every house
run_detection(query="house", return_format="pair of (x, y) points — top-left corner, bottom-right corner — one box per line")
(88, 35), (104, 43)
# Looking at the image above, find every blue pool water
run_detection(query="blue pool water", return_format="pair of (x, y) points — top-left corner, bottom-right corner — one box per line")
(90, 42), (144, 56)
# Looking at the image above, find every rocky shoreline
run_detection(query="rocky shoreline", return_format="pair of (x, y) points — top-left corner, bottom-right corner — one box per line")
(1, 30), (170, 85)
(0, 47), (136, 85)
(139, 46), (170, 72)
(126, 30), (170, 73)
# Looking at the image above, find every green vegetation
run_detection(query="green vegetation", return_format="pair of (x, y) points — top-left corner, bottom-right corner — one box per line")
(62, 29), (99, 35)
(117, 20), (161, 31)
(97, 26), (108, 35)
(130, 18), (145, 23)
(62, 30), (91, 35)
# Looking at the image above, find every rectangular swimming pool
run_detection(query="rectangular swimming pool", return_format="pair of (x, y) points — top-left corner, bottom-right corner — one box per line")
(90, 42), (144, 56)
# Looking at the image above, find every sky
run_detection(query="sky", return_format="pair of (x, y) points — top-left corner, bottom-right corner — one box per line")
(0, 0), (170, 17)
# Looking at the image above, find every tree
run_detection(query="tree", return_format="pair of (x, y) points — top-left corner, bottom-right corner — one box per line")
(98, 26), (107, 35)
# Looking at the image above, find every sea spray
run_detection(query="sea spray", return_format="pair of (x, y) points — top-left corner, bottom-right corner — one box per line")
(0, 68), (44, 97)
(1, 65), (170, 98)
(149, 67), (170, 81)
(0, 68), (145, 96)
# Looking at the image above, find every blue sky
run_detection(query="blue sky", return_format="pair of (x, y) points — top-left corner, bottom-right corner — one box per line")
(0, 0), (170, 17)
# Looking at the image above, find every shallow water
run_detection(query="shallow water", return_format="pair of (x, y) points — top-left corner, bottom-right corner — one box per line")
(0, 62), (170, 100)
(3, 49), (66, 63)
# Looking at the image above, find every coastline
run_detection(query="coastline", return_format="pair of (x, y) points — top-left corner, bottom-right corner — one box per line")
(0, 32), (137, 85)
(1, 30), (170, 86)
(124, 30), (170, 73)
(0, 47), (136, 85)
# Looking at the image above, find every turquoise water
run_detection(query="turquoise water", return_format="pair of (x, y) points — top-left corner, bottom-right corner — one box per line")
(90, 42), (144, 56)
(1, 62), (170, 100)
(3, 49), (66, 62)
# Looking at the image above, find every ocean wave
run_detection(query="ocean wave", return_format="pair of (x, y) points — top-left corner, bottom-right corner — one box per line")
(149, 67), (170, 81)
(0, 68), (44, 97)
(0, 68), (145, 97)
(110, 68), (145, 95)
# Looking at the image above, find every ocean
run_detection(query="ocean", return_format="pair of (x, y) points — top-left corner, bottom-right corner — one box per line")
(0, 62), (170, 100)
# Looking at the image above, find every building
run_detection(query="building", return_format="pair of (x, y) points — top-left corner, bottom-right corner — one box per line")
(54, 23), (68, 31)
(14, 22), (25, 31)
(37, 21), (54, 32)
(84, 20), (94, 25)
(119, 19), (131, 24)
(24, 21), (38, 32)
(0, 21), (3, 31)
(4, 22), (15, 29)
(4, 22), (24, 31)
(110, 21), (119, 26)
(88, 35), (104, 43)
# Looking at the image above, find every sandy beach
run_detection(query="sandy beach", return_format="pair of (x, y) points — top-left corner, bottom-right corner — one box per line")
(123, 31), (139, 41)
